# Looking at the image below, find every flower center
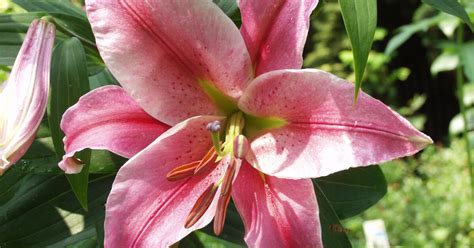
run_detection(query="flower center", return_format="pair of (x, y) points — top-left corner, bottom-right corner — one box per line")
(165, 112), (249, 235)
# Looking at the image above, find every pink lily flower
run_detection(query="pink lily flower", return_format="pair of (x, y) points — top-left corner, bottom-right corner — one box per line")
(0, 19), (55, 175)
(59, 0), (432, 247)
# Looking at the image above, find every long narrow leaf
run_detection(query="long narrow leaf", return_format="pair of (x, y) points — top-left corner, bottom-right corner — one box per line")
(339, 0), (377, 101)
(48, 37), (91, 210)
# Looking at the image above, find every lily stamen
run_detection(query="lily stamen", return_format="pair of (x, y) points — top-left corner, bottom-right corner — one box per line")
(166, 161), (200, 181)
(185, 183), (218, 228)
(213, 188), (232, 236)
(220, 158), (236, 197)
(194, 147), (218, 174)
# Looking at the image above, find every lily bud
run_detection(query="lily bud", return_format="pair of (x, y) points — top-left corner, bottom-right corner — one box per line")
(0, 19), (55, 175)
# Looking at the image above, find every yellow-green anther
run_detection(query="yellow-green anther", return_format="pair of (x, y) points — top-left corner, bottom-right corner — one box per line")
(233, 135), (249, 159)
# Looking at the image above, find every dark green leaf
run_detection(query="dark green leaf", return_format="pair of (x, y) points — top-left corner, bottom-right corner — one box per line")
(48, 37), (91, 210)
(13, 136), (125, 175)
(314, 165), (387, 219)
(339, 0), (377, 101)
(314, 182), (352, 248)
(422, 0), (474, 31)
(213, 0), (238, 16)
(0, 169), (113, 248)
(89, 68), (119, 89)
(180, 232), (205, 248)
(460, 42), (474, 82)
(0, 45), (20, 65)
(13, 0), (87, 20)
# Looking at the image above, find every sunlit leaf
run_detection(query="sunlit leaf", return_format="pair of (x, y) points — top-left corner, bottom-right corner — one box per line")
(430, 52), (459, 75)
(422, 0), (474, 31)
(460, 42), (474, 82)
(339, 0), (377, 101)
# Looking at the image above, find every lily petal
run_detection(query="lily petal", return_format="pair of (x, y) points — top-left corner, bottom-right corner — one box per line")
(59, 86), (169, 174)
(239, 0), (318, 75)
(0, 19), (55, 175)
(105, 116), (225, 247)
(86, 0), (253, 125)
(232, 163), (322, 247)
(239, 69), (432, 179)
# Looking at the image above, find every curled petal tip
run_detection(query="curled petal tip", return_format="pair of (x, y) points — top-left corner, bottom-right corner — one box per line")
(59, 156), (84, 174)
(409, 134), (433, 145)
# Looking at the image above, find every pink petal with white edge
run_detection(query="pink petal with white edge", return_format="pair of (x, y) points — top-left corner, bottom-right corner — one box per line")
(232, 162), (322, 247)
(239, 0), (318, 75)
(59, 86), (169, 174)
(105, 116), (226, 247)
(239, 69), (432, 179)
(86, 0), (253, 125)
(0, 19), (55, 175)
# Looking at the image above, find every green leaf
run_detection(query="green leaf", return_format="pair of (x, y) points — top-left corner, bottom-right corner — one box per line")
(460, 42), (474, 82)
(0, 169), (113, 247)
(48, 37), (91, 210)
(449, 107), (474, 135)
(422, 0), (474, 31)
(385, 15), (445, 55)
(13, 0), (87, 20)
(430, 51), (459, 75)
(314, 182), (352, 248)
(213, 0), (238, 16)
(0, 12), (102, 72)
(339, 0), (377, 101)
(314, 165), (387, 219)
(14, 136), (125, 175)
(89, 68), (119, 89)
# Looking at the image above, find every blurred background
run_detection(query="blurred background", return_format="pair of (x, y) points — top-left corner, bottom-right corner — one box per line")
(1, 0), (473, 247)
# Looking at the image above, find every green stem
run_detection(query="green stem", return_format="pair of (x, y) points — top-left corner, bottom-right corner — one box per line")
(455, 25), (474, 196)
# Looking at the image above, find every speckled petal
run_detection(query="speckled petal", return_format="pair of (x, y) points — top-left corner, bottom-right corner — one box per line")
(86, 0), (253, 125)
(232, 163), (322, 247)
(59, 86), (169, 174)
(238, 69), (432, 179)
(239, 0), (318, 75)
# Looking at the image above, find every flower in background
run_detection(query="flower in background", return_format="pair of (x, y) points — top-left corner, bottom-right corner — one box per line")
(60, 0), (432, 247)
(0, 19), (55, 175)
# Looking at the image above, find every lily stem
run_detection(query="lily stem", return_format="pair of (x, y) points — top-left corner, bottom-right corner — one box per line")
(455, 24), (474, 197)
